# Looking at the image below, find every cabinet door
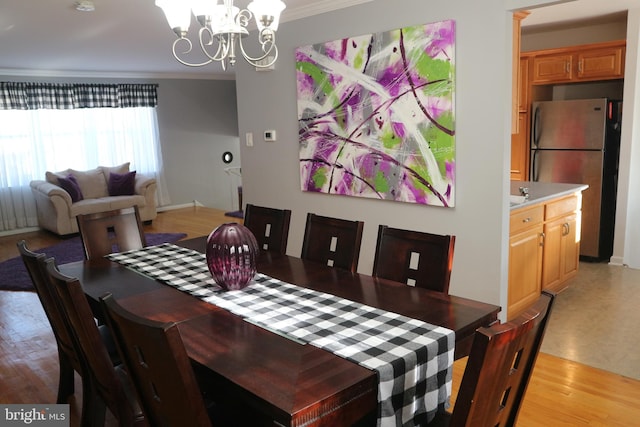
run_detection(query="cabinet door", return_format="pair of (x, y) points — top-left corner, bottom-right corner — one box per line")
(542, 213), (580, 291)
(561, 213), (579, 281)
(577, 46), (625, 81)
(532, 54), (573, 84)
(542, 217), (564, 290)
(508, 225), (543, 318)
(518, 57), (530, 113)
(510, 113), (529, 181)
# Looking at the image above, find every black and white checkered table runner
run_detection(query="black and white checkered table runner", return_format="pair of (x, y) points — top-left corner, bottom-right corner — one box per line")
(107, 243), (455, 427)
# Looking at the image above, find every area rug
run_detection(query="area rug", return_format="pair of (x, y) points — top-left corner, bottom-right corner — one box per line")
(224, 210), (244, 219)
(0, 232), (186, 292)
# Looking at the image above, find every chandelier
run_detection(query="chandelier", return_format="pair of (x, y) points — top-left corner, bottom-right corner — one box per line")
(155, 0), (286, 70)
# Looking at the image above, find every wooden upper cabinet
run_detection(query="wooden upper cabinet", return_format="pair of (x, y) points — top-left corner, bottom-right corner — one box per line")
(531, 40), (625, 84)
(532, 53), (573, 83)
(577, 45), (625, 80)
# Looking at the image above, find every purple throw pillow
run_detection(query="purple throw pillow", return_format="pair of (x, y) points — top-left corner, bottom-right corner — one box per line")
(108, 171), (137, 196)
(58, 174), (84, 203)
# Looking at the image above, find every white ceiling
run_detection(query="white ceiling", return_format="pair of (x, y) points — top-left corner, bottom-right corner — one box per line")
(0, 0), (636, 79)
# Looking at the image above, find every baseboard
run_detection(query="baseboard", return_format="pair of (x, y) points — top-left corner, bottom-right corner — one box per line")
(0, 226), (40, 237)
(157, 200), (205, 212)
(608, 255), (625, 266)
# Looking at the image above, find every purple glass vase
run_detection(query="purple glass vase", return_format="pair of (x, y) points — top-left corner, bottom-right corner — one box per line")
(205, 223), (259, 291)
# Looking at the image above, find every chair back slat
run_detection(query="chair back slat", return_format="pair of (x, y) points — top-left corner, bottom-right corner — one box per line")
(243, 204), (291, 254)
(373, 225), (455, 294)
(301, 213), (364, 273)
(77, 206), (146, 260)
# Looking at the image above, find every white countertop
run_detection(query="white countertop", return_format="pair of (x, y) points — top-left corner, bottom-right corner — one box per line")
(510, 181), (588, 210)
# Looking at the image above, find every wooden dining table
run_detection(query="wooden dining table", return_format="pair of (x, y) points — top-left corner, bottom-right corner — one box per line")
(59, 236), (500, 427)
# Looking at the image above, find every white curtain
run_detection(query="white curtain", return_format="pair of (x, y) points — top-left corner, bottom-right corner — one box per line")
(0, 107), (170, 232)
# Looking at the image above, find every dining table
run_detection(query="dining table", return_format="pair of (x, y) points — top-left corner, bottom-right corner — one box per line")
(58, 236), (500, 427)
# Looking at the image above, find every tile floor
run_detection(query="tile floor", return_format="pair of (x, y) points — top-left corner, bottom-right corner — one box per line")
(540, 261), (640, 380)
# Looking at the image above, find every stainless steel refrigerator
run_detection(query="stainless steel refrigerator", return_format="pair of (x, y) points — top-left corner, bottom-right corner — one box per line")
(530, 98), (622, 261)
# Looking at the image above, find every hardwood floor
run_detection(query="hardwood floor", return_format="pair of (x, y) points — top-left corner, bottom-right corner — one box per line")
(1, 206), (639, 426)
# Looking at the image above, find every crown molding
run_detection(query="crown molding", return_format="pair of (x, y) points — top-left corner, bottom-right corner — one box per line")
(281, 0), (374, 23)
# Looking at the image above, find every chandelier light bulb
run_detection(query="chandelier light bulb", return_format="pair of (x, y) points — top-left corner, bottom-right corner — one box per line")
(248, 0), (286, 32)
(75, 0), (95, 12)
(155, 0), (191, 37)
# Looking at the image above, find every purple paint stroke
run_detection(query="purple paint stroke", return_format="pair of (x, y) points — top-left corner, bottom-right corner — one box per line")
(424, 22), (455, 60)
(333, 170), (355, 195)
(377, 61), (406, 97)
(391, 122), (406, 139)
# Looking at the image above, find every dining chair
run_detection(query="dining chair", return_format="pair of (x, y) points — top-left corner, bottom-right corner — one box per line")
(300, 213), (364, 273)
(99, 293), (218, 427)
(44, 258), (146, 427)
(372, 225), (456, 294)
(243, 203), (291, 254)
(428, 291), (555, 427)
(18, 240), (122, 421)
(17, 240), (84, 405)
(77, 206), (146, 260)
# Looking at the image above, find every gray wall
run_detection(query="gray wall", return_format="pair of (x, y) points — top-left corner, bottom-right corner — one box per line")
(522, 15), (627, 51)
(235, 0), (524, 312)
(156, 79), (241, 210)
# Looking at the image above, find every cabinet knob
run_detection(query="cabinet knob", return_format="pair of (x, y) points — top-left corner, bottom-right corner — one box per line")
(540, 232), (545, 247)
(522, 217), (531, 223)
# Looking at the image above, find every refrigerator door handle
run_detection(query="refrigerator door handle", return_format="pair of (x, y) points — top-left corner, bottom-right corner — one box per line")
(531, 149), (539, 182)
(532, 106), (541, 150)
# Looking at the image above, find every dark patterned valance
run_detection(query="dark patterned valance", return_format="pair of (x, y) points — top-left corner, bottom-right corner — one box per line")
(0, 83), (158, 110)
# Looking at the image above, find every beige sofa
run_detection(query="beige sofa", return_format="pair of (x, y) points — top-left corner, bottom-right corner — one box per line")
(30, 163), (157, 236)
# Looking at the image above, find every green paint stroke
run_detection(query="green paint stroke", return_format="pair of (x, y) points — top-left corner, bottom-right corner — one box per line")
(410, 161), (435, 195)
(416, 56), (453, 83)
(297, 61), (346, 129)
(312, 167), (328, 189)
(381, 128), (402, 150)
(425, 111), (455, 167)
(374, 170), (390, 193)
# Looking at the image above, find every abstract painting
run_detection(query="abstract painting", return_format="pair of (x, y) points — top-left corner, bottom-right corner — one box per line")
(296, 20), (456, 207)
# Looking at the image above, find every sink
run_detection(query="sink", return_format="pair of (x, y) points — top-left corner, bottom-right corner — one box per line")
(509, 195), (527, 205)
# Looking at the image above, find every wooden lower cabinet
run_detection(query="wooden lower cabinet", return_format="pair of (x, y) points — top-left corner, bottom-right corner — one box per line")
(509, 194), (581, 319)
(541, 197), (580, 291)
(508, 205), (543, 318)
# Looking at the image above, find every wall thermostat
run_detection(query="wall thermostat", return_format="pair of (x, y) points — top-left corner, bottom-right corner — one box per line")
(264, 130), (277, 142)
